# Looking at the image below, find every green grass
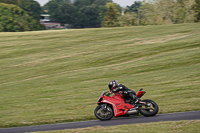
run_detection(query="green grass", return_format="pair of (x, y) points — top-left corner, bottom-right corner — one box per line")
(0, 23), (200, 128)
(35, 120), (200, 133)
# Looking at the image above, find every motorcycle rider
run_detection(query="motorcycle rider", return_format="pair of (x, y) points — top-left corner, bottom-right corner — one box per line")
(108, 80), (141, 104)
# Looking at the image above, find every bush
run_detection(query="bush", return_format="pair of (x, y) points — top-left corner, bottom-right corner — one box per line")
(0, 3), (45, 32)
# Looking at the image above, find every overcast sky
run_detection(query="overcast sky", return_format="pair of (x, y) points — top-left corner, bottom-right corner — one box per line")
(34, 0), (137, 7)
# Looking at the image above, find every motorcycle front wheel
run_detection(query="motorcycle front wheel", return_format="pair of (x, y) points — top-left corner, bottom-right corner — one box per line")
(94, 105), (114, 121)
(139, 99), (159, 117)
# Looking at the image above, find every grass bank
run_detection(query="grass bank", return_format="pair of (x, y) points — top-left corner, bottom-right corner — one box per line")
(35, 120), (200, 133)
(0, 23), (200, 128)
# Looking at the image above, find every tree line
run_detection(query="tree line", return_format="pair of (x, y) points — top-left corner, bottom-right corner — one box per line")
(42, 0), (120, 28)
(0, 0), (200, 32)
(43, 0), (200, 27)
(121, 0), (200, 26)
(0, 0), (45, 32)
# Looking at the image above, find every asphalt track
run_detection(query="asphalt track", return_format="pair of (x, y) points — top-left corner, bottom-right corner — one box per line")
(0, 111), (200, 133)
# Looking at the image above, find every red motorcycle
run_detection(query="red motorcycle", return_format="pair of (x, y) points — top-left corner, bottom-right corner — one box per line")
(94, 89), (159, 120)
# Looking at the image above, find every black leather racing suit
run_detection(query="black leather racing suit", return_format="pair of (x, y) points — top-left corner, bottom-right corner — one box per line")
(112, 84), (138, 102)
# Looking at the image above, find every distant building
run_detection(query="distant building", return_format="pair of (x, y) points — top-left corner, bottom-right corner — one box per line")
(40, 14), (63, 29)
(40, 14), (51, 22)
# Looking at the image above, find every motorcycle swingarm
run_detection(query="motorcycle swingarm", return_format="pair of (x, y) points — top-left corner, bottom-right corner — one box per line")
(138, 107), (153, 110)
(137, 103), (153, 110)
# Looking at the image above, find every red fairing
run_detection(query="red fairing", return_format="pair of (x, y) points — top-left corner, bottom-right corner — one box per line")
(98, 93), (134, 117)
(136, 91), (146, 98)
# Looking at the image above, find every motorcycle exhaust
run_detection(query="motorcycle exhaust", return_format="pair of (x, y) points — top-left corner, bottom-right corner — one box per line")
(127, 108), (139, 115)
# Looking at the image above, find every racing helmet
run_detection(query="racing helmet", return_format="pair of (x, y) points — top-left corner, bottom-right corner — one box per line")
(108, 80), (118, 91)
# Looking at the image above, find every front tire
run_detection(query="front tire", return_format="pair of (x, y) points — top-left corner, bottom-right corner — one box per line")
(139, 99), (159, 117)
(94, 105), (114, 121)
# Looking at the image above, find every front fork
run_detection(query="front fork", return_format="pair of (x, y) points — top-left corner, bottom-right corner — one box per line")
(101, 104), (107, 108)
(100, 104), (108, 112)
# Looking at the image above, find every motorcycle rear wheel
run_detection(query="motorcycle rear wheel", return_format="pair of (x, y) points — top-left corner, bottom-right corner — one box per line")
(139, 99), (159, 117)
(94, 105), (114, 121)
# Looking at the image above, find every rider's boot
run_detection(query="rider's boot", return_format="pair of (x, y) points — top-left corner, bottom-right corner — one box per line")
(132, 95), (141, 103)
(132, 95), (148, 108)
(131, 95), (140, 108)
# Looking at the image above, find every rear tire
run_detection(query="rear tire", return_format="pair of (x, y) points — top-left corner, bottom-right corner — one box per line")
(139, 99), (159, 117)
(94, 105), (114, 121)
